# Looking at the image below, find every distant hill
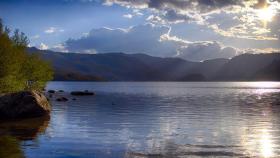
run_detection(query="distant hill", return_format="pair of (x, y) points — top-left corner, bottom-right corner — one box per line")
(254, 59), (280, 81)
(214, 53), (280, 81)
(28, 47), (280, 81)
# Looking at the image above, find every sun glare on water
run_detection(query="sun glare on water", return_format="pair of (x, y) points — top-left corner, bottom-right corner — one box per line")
(260, 129), (274, 158)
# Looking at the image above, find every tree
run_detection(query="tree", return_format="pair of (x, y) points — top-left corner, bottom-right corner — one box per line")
(23, 53), (53, 90)
(0, 19), (53, 93)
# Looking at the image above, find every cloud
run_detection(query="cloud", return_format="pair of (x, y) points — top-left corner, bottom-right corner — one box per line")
(104, 0), (280, 13)
(241, 47), (280, 54)
(104, 0), (280, 43)
(208, 23), (278, 41)
(44, 27), (64, 34)
(123, 14), (133, 18)
(62, 24), (241, 61)
(122, 10), (144, 19)
(64, 24), (179, 57)
(103, 0), (265, 23)
(44, 27), (56, 34)
(176, 41), (237, 61)
(132, 9), (143, 16)
(268, 13), (280, 39)
(104, 0), (245, 13)
(158, 31), (237, 61)
(253, 0), (269, 9)
(205, 3), (280, 41)
(146, 15), (166, 24)
(162, 10), (192, 24)
(81, 48), (98, 54)
(51, 43), (68, 53)
(39, 43), (49, 50)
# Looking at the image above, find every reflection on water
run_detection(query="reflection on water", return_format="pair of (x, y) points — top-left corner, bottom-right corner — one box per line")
(0, 136), (24, 158)
(260, 129), (273, 158)
(3, 82), (280, 157)
(0, 115), (50, 158)
(0, 115), (50, 140)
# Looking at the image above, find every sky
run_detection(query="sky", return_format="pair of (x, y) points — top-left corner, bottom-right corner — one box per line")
(1, 0), (280, 61)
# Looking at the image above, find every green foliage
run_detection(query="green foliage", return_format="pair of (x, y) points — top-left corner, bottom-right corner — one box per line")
(23, 54), (53, 90)
(0, 19), (53, 93)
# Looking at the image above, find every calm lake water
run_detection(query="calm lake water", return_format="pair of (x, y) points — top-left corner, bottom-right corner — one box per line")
(1, 82), (280, 158)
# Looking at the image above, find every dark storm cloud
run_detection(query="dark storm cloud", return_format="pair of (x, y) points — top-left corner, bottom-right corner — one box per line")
(0, 0), (101, 5)
(105, 0), (245, 13)
(103, 0), (246, 25)
(105, 0), (279, 10)
(163, 10), (192, 23)
(105, 0), (280, 24)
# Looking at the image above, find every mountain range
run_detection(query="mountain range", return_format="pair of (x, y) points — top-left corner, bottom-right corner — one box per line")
(28, 47), (280, 81)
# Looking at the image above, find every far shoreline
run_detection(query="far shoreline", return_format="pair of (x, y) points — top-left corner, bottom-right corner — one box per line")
(49, 80), (280, 82)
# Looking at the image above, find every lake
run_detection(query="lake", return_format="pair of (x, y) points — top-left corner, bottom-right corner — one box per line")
(1, 82), (280, 158)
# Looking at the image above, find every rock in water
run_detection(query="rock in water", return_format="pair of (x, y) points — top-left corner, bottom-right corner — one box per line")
(56, 97), (68, 102)
(48, 90), (55, 94)
(70, 91), (95, 96)
(0, 91), (51, 119)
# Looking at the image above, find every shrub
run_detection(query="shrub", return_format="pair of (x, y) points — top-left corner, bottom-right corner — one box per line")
(0, 19), (53, 93)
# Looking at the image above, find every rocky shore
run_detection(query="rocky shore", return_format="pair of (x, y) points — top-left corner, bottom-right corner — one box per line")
(0, 89), (95, 119)
(0, 91), (51, 119)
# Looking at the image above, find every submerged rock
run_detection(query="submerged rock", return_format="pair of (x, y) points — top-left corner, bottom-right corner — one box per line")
(0, 91), (51, 119)
(70, 91), (95, 96)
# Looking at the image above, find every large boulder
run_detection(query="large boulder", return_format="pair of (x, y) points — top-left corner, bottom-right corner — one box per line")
(0, 91), (51, 119)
